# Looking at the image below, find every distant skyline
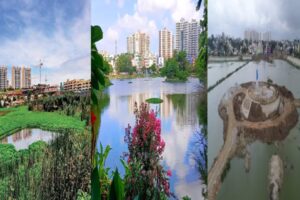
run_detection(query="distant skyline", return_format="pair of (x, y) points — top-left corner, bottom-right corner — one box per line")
(209, 0), (300, 40)
(0, 0), (90, 85)
(92, 0), (203, 55)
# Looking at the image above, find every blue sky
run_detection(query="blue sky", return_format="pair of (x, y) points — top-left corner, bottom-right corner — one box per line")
(92, 0), (203, 55)
(0, 0), (90, 85)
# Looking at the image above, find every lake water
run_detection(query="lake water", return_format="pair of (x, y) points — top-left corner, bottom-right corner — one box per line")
(97, 77), (205, 199)
(1, 129), (56, 150)
(208, 60), (300, 200)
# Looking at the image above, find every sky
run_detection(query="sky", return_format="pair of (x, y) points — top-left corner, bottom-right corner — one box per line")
(209, 0), (300, 40)
(0, 0), (90, 85)
(92, 0), (203, 55)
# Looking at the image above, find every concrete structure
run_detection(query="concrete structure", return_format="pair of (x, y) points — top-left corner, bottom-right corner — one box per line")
(21, 66), (31, 89)
(0, 66), (8, 90)
(127, 31), (150, 58)
(63, 79), (90, 93)
(208, 82), (298, 200)
(12, 66), (21, 89)
(159, 28), (173, 61)
(176, 18), (200, 62)
(144, 53), (157, 68)
(241, 83), (281, 121)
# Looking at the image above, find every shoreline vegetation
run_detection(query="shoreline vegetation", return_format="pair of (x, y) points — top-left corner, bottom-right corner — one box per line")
(0, 131), (91, 199)
(0, 106), (86, 138)
(0, 98), (91, 199)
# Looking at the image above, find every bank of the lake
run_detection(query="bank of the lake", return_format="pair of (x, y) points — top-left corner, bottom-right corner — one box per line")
(0, 106), (85, 138)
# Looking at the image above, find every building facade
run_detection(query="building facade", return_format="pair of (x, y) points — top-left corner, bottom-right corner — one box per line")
(159, 28), (173, 61)
(176, 18), (200, 63)
(12, 66), (21, 89)
(127, 31), (150, 58)
(21, 66), (31, 89)
(244, 29), (262, 41)
(63, 79), (91, 92)
(0, 66), (8, 90)
(262, 31), (272, 42)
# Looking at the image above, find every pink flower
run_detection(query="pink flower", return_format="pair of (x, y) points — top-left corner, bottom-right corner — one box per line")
(167, 169), (172, 177)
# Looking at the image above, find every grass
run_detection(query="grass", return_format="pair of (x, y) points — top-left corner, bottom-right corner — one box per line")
(0, 106), (86, 138)
(146, 98), (164, 104)
(0, 110), (10, 116)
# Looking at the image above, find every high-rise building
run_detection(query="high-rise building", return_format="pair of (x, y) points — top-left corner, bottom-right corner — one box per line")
(21, 66), (31, 88)
(12, 66), (21, 89)
(244, 29), (261, 41)
(0, 66), (8, 90)
(159, 28), (173, 61)
(176, 18), (200, 62)
(262, 31), (271, 42)
(127, 31), (150, 57)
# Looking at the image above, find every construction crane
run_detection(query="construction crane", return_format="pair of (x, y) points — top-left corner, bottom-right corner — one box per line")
(32, 59), (44, 84)
(38, 59), (43, 84)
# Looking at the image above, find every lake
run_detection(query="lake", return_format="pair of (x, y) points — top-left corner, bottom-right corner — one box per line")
(1, 129), (56, 150)
(97, 77), (205, 199)
(208, 59), (300, 200)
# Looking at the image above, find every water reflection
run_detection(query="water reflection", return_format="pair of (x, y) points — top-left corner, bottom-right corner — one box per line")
(98, 78), (204, 199)
(1, 129), (56, 150)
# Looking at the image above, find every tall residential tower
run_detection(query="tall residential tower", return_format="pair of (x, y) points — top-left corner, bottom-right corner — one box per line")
(176, 18), (200, 62)
(127, 31), (150, 57)
(159, 28), (174, 61)
(21, 66), (31, 88)
(0, 66), (8, 90)
(12, 66), (21, 89)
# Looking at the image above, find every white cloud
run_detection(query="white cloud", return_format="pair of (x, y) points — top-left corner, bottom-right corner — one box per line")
(0, 1), (90, 84)
(117, 0), (125, 8)
(100, 0), (201, 54)
(107, 27), (119, 41)
(136, 0), (200, 22)
(101, 12), (158, 54)
(209, 0), (300, 39)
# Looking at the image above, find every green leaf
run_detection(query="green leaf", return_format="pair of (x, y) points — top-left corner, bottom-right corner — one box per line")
(92, 25), (103, 43)
(91, 167), (101, 200)
(109, 169), (124, 200)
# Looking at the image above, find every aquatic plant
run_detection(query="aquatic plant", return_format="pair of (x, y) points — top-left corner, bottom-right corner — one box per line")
(145, 98), (163, 104)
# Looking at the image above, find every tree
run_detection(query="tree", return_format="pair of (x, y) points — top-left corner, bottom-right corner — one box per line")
(124, 103), (171, 199)
(115, 53), (134, 73)
(161, 58), (179, 79)
(149, 63), (158, 74)
(102, 59), (113, 74)
(195, 0), (207, 86)
(160, 51), (189, 81)
(176, 51), (189, 71)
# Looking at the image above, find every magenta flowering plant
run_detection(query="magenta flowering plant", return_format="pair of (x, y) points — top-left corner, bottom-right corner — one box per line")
(123, 102), (171, 199)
